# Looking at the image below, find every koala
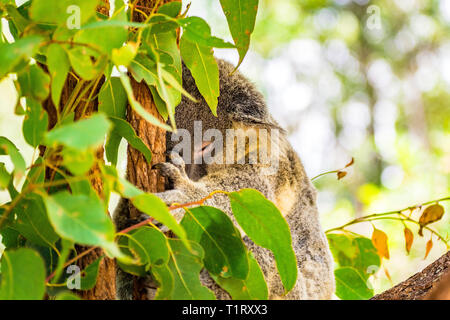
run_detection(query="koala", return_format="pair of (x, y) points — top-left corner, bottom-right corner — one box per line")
(114, 59), (335, 300)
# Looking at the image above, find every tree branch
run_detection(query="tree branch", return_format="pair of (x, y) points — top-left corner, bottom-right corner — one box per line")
(371, 251), (449, 300)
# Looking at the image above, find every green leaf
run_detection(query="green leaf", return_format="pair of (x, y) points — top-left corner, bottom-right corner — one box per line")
(327, 234), (380, 280)
(112, 42), (138, 67)
(55, 292), (81, 300)
(67, 48), (99, 80)
(4, 4), (29, 35)
(46, 43), (70, 107)
(30, 0), (100, 26)
(106, 117), (152, 166)
(335, 267), (373, 300)
(0, 136), (26, 179)
(101, 164), (145, 199)
(0, 228), (21, 249)
(228, 189), (297, 293)
(129, 54), (158, 86)
(98, 77), (127, 118)
(151, 264), (174, 300)
(119, 72), (172, 131)
(149, 85), (168, 121)
(130, 193), (189, 249)
(50, 239), (74, 285)
(74, 19), (128, 55)
(167, 239), (215, 300)
(62, 147), (95, 175)
(0, 163), (11, 190)
(160, 66), (197, 103)
(179, 17), (235, 49)
(79, 256), (103, 290)
(12, 193), (59, 248)
(181, 206), (248, 279)
(0, 36), (43, 79)
(17, 64), (50, 102)
(22, 99), (48, 148)
(0, 248), (46, 300)
(116, 233), (146, 277)
(45, 113), (111, 150)
(157, 2), (182, 18)
(180, 36), (219, 115)
(147, 15), (179, 35)
(211, 253), (268, 300)
(44, 191), (119, 256)
(219, 0), (259, 67)
(22, 157), (45, 190)
(128, 227), (169, 268)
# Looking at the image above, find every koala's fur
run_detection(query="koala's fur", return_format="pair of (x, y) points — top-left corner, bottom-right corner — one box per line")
(114, 59), (335, 300)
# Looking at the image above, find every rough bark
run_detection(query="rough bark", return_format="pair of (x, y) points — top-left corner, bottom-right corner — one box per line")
(40, 1), (116, 300)
(371, 251), (450, 300)
(125, 0), (180, 300)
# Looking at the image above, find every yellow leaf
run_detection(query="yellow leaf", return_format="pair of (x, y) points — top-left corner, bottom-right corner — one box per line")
(337, 171), (347, 180)
(372, 228), (390, 260)
(404, 227), (414, 255)
(424, 239), (433, 259)
(345, 157), (354, 168)
(418, 204), (444, 236)
(383, 267), (392, 284)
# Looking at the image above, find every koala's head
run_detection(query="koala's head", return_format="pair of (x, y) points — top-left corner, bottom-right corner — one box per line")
(167, 59), (282, 180)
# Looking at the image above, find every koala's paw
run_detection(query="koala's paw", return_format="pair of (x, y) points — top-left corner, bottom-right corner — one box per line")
(153, 152), (191, 188)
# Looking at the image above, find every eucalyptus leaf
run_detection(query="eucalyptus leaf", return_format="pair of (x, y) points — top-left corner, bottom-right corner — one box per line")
(0, 136), (26, 179)
(0, 248), (46, 300)
(30, 0), (100, 26)
(228, 189), (297, 293)
(98, 77), (127, 118)
(180, 36), (219, 115)
(119, 72), (172, 131)
(128, 227), (169, 268)
(211, 253), (268, 300)
(131, 193), (188, 249)
(0, 36), (43, 78)
(44, 191), (120, 257)
(335, 267), (373, 300)
(79, 256), (103, 290)
(46, 43), (70, 107)
(166, 239), (215, 300)
(12, 193), (59, 248)
(106, 117), (152, 166)
(17, 64), (50, 102)
(178, 17), (235, 49)
(62, 147), (95, 175)
(22, 99), (48, 148)
(45, 113), (111, 151)
(0, 163), (11, 189)
(219, 0), (259, 67)
(181, 206), (248, 279)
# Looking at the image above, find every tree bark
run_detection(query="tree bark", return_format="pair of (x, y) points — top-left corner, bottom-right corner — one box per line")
(124, 0), (180, 300)
(371, 251), (450, 300)
(40, 1), (116, 300)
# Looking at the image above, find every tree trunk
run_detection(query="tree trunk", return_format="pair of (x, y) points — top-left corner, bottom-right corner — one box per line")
(371, 251), (450, 300)
(124, 0), (179, 300)
(40, 1), (116, 300)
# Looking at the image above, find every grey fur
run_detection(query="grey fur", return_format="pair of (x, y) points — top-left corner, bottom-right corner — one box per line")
(114, 59), (335, 300)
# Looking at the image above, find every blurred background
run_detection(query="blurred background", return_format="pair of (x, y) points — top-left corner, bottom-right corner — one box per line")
(1, 0), (449, 295)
